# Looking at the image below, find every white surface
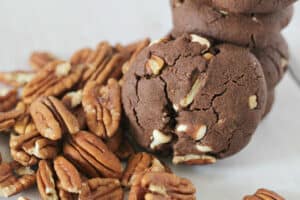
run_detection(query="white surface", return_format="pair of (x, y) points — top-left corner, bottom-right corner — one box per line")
(0, 0), (299, 199)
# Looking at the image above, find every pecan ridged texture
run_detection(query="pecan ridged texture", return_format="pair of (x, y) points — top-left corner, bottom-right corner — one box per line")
(63, 131), (122, 179)
(54, 156), (82, 194)
(0, 88), (18, 112)
(36, 160), (59, 200)
(29, 51), (57, 71)
(10, 131), (58, 166)
(0, 71), (35, 88)
(244, 188), (285, 200)
(0, 162), (36, 197)
(22, 61), (83, 104)
(129, 172), (196, 200)
(122, 152), (171, 188)
(0, 102), (25, 132)
(79, 178), (123, 200)
(30, 96), (80, 141)
(82, 79), (121, 139)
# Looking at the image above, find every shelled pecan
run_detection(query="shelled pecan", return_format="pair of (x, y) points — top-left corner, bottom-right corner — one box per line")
(82, 79), (121, 139)
(0, 71), (35, 88)
(54, 156), (82, 193)
(36, 160), (59, 200)
(244, 188), (285, 200)
(128, 172), (196, 200)
(30, 96), (80, 141)
(63, 131), (122, 179)
(0, 162), (36, 197)
(122, 152), (171, 188)
(10, 131), (58, 166)
(70, 48), (93, 66)
(79, 178), (123, 200)
(0, 88), (18, 112)
(29, 51), (57, 71)
(0, 102), (26, 132)
(22, 61), (83, 104)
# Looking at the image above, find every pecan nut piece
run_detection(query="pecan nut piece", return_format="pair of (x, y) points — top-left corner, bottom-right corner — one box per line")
(36, 160), (59, 200)
(76, 42), (113, 88)
(22, 61), (83, 104)
(79, 178), (123, 200)
(122, 152), (171, 188)
(82, 79), (121, 139)
(70, 48), (93, 66)
(0, 71), (35, 87)
(30, 96), (80, 141)
(29, 51), (57, 71)
(0, 88), (18, 112)
(0, 162), (36, 197)
(129, 172), (196, 200)
(244, 188), (285, 200)
(14, 111), (36, 136)
(54, 156), (82, 194)
(10, 131), (58, 162)
(63, 131), (122, 179)
(0, 102), (25, 132)
(58, 188), (78, 200)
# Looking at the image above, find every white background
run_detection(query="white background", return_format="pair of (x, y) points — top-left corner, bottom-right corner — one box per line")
(0, 1), (299, 199)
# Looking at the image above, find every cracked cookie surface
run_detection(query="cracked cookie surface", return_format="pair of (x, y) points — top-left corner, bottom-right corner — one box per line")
(122, 34), (267, 162)
(171, 0), (293, 48)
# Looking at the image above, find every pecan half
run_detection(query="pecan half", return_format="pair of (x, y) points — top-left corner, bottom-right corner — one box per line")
(29, 51), (57, 71)
(30, 96), (80, 141)
(0, 102), (25, 132)
(244, 188), (285, 200)
(0, 71), (35, 87)
(128, 172), (196, 200)
(0, 162), (36, 197)
(0, 88), (18, 112)
(63, 131), (122, 179)
(58, 188), (78, 200)
(70, 48), (93, 66)
(122, 152), (171, 188)
(36, 160), (59, 200)
(79, 178), (123, 200)
(54, 156), (82, 194)
(76, 42), (113, 88)
(14, 109), (36, 136)
(22, 61), (83, 104)
(82, 79), (121, 139)
(10, 131), (58, 166)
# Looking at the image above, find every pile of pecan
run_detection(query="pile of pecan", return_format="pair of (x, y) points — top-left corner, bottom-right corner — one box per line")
(0, 39), (197, 199)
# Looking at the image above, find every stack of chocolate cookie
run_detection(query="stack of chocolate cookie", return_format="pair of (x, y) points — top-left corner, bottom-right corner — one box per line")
(121, 0), (296, 164)
(171, 0), (295, 117)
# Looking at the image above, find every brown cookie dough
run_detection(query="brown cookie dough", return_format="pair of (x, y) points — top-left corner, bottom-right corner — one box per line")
(253, 34), (289, 90)
(207, 0), (296, 14)
(171, 0), (294, 48)
(262, 90), (275, 119)
(122, 34), (267, 163)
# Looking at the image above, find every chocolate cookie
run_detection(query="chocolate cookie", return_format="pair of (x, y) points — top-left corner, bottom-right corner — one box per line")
(207, 0), (296, 14)
(253, 34), (289, 90)
(122, 34), (267, 163)
(262, 90), (275, 119)
(171, 0), (293, 48)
